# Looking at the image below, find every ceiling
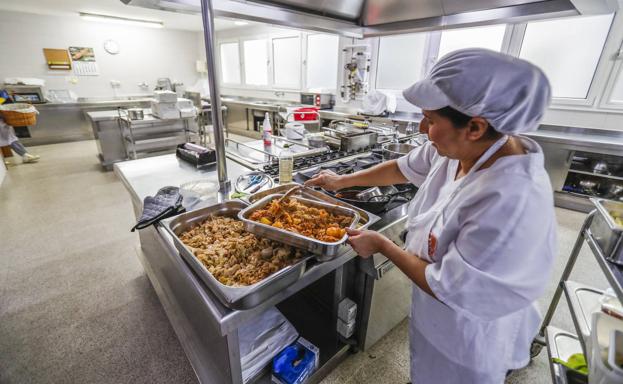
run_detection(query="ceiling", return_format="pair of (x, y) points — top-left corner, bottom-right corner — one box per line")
(0, 0), (253, 31)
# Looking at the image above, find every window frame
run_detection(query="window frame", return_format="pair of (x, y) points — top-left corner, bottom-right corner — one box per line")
(510, 14), (618, 109)
(596, 12), (623, 111)
(303, 33), (340, 92)
(240, 35), (271, 88)
(270, 34), (302, 90)
(217, 38), (243, 87)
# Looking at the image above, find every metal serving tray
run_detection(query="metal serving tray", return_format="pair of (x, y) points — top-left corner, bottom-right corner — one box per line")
(161, 200), (310, 310)
(246, 183), (381, 230)
(239, 194), (360, 261)
(590, 198), (623, 265)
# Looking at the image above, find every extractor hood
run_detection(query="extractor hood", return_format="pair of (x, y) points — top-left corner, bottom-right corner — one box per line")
(121, 0), (619, 37)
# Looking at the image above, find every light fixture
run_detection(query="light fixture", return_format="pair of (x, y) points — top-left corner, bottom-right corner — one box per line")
(234, 21), (249, 26)
(79, 12), (164, 28)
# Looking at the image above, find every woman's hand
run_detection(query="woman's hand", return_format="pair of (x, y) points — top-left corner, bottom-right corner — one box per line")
(304, 170), (346, 191)
(346, 228), (389, 258)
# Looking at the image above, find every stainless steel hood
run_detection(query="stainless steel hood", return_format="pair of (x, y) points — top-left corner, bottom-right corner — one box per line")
(121, 0), (619, 37)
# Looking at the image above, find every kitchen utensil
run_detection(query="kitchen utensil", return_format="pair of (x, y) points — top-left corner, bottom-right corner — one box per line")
(235, 172), (273, 193)
(239, 194), (360, 259)
(249, 177), (270, 194)
(589, 198), (623, 265)
(127, 108), (144, 120)
(593, 160), (610, 175)
(245, 183), (380, 231)
(382, 143), (416, 161)
(285, 122), (307, 140)
(355, 187), (383, 201)
(579, 179), (599, 195)
(278, 185), (305, 204)
(306, 135), (327, 148)
(607, 184), (623, 199)
(161, 200), (310, 309)
(331, 185), (408, 214)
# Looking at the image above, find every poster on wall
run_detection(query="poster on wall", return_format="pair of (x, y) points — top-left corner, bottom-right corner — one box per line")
(68, 46), (99, 76)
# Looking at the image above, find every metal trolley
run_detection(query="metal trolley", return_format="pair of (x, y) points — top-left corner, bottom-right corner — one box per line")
(531, 198), (623, 384)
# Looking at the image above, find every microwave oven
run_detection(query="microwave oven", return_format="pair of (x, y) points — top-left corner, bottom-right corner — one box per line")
(300, 93), (334, 109)
(4, 85), (46, 104)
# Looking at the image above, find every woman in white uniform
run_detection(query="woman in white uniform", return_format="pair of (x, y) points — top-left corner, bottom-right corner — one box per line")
(0, 115), (40, 164)
(306, 49), (557, 383)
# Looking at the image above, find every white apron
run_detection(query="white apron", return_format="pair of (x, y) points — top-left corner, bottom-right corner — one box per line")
(401, 136), (553, 384)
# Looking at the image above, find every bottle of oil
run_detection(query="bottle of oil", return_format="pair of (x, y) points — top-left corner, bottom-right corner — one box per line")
(279, 144), (293, 184)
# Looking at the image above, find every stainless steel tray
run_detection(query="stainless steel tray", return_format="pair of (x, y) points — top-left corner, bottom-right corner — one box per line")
(161, 200), (309, 310)
(239, 193), (360, 261)
(590, 198), (623, 265)
(246, 183), (381, 230)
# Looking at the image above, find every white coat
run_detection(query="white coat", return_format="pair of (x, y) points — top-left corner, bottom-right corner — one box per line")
(396, 136), (557, 383)
(0, 118), (18, 147)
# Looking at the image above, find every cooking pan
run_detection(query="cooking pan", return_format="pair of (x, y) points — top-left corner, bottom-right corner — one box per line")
(323, 185), (410, 214)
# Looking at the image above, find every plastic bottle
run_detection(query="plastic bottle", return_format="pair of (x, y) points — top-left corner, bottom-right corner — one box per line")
(262, 112), (272, 146)
(279, 144), (293, 184)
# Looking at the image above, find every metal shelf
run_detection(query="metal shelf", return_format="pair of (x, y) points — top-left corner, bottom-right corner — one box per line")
(568, 169), (623, 182)
(545, 326), (583, 384)
(562, 281), (604, 357)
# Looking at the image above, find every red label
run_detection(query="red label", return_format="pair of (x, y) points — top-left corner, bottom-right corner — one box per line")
(428, 232), (437, 258)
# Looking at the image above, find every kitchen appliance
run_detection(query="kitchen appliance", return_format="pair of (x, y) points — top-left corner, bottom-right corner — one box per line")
(176, 98), (197, 118)
(153, 90), (178, 103)
(300, 93), (334, 109)
(3, 84), (46, 104)
(151, 99), (179, 119)
(127, 108), (144, 120)
(155, 77), (173, 91)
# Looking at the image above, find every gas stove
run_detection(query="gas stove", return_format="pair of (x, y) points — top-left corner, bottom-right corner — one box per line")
(289, 151), (418, 214)
(262, 148), (372, 178)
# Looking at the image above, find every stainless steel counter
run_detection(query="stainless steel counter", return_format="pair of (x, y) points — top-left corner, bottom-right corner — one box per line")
(114, 154), (412, 383)
(25, 98), (151, 146)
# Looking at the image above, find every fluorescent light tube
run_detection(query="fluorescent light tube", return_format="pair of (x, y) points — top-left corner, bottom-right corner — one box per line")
(79, 12), (164, 28)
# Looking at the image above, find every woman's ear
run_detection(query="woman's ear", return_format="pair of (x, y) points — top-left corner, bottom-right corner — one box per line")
(466, 117), (489, 141)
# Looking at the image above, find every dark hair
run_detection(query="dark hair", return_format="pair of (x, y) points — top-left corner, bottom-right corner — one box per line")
(436, 106), (502, 140)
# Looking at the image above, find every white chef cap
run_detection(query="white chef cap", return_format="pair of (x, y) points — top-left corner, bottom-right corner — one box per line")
(403, 48), (551, 134)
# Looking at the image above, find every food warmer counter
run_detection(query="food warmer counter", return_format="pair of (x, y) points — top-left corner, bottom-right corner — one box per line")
(114, 154), (413, 384)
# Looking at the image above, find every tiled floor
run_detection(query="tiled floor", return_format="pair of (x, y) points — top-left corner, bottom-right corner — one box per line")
(0, 140), (609, 383)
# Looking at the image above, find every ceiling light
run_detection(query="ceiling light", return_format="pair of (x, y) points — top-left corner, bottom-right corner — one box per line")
(234, 21), (249, 26)
(79, 12), (164, 28)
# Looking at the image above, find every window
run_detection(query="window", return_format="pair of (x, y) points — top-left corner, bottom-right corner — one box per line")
(519, 14), (614, 99)
(243, 39), (269, 86)
(272, 36), (301, 88)
(608, 69), (623, 104)
(219, 42), (241, 84)
(306, 34), (339, 91)
(437, 24), (506, 59)
(376, 33), (428, 90)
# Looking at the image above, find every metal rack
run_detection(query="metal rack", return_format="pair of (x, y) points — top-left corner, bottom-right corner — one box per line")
(118, 114), (194, 159)
(532, 208), (623, 383)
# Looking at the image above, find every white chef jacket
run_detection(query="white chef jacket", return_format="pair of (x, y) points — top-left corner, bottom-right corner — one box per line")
(0, 119), (19, 147)
(396, 137), (557, 383)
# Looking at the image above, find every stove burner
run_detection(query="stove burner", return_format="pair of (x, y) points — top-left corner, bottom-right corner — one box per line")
(262, 148), (373, 178)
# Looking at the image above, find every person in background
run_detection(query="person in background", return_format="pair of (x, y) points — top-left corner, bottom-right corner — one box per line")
(0, 115), (40, 164)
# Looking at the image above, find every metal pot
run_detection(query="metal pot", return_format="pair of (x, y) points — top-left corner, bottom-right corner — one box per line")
(306, 135), (327, 148)
(382, 143), (416, 160)
(127, 108), (144, 120)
